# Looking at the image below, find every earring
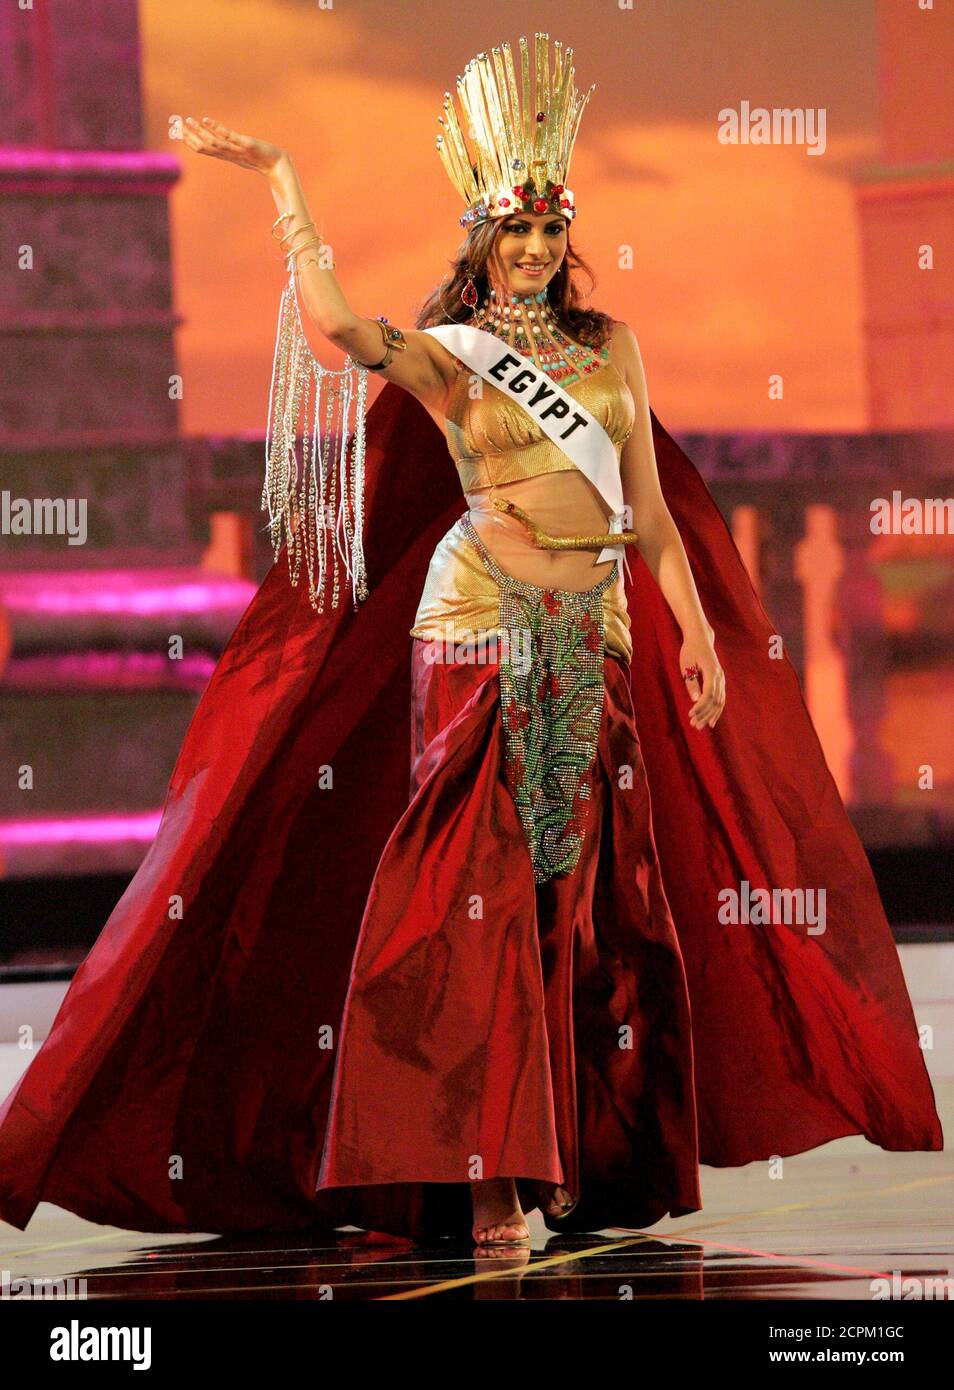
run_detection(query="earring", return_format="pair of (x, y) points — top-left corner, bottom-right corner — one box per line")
(461, 274), (478, 309)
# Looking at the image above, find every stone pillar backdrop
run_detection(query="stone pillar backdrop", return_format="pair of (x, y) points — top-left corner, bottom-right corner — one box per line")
(0, 0), (255, 878)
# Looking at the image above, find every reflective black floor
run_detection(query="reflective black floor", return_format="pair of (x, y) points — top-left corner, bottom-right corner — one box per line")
(2, 1143), (952, 1301)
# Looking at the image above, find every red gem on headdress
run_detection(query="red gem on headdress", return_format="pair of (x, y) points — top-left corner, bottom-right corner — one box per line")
(512, 185), (526, 197)
(552, 184), (565, 195)
(560, 198), (572, 208)
(499, 197), (511, 207)
(533, 197), (548, 213)
(536, 111), (545, 122)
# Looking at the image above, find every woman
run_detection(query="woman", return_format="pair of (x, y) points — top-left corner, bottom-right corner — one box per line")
(0, 35), (941, 1251)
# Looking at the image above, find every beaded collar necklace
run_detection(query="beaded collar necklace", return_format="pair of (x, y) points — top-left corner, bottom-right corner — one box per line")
(472, 289), (608, 387)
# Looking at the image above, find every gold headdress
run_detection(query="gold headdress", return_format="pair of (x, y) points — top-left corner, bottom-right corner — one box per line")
(437, 33), (594, 228)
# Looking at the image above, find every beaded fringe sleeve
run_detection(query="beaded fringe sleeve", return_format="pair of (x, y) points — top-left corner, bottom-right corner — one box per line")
(263, 262), (370, 612)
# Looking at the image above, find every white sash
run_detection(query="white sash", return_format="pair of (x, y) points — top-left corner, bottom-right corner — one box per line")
(424, 323), (628, 566)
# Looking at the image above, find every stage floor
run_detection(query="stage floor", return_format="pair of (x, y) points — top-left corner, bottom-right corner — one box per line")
(2, 1103), (951, 1301)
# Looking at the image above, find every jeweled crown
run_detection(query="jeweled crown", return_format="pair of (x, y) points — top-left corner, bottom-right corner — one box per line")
(436, 32), (594, 229)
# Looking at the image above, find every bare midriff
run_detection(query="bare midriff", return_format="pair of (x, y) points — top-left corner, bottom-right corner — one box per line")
(464, 469), (617, 592)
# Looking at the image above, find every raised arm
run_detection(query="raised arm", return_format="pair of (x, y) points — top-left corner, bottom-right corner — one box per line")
(181, 116), (457, 417)
(609, 322), (727, 729)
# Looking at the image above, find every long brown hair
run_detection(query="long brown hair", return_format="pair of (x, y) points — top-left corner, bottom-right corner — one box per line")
(415, 217), (615, 348)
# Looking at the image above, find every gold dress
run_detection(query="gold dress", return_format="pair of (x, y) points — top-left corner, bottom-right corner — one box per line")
(410, 351), (637, 664)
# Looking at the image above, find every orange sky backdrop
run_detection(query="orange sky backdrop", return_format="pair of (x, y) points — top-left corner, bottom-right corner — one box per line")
(140, 0), (886, 435)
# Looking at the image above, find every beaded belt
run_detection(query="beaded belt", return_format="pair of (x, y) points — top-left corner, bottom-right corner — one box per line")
(459, 514), (615, 884)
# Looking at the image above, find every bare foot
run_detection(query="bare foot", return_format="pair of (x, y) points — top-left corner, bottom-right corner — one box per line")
(470, 1176), (530, 1245)
(537, 1182), (576, 1218)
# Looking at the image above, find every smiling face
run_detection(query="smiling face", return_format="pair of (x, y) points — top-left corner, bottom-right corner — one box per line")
(488, 211), (569, 297)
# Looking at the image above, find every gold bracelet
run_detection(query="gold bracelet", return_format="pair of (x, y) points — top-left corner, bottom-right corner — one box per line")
(353, 318), (408, 371)
(280, 220), (317, 248)
(271, 209), (295, 238)
(282, 235), (324, 265)
(287, 234), (323, 256)
(375, 317), (407, 366)
(271, 211), (323, 253)
(295, 255), (335, 272)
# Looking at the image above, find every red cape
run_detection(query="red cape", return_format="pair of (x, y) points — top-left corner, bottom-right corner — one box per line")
(0, 384), (941, 1236)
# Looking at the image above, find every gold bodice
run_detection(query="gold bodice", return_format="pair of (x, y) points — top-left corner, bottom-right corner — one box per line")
(443, 354), (636, 493)
(411, 351), (637, 663)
